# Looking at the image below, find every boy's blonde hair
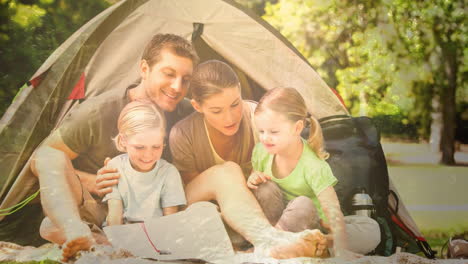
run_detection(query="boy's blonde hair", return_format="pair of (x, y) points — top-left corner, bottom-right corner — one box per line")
(255, 87), (329, 160)
(114, 100), (166, 152)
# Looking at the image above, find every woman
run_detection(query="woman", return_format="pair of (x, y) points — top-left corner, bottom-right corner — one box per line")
(169, 60), (328, 259)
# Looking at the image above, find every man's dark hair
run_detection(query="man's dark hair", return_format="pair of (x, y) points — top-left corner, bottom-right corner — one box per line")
(141, 33), (199, 68)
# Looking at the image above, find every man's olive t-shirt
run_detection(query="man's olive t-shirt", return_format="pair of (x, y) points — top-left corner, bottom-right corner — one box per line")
(58, 85), (193, 174)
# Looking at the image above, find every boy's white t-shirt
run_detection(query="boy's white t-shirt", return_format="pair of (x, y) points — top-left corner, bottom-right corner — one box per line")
(102, 154), (187, 223)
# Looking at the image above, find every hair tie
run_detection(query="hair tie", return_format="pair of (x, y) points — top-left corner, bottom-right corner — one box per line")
(305, 112), (312, 128)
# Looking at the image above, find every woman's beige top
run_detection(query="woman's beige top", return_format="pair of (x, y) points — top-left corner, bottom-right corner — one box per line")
(169, 101), (257, 178)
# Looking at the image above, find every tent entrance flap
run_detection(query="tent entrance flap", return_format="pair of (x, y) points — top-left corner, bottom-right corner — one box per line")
(192, 23), (204, 42)
(192, 32), (265, 102)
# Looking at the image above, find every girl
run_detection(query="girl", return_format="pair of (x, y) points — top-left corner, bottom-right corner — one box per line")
(103, 100), (186, 225)
(248, 87), (378, 258)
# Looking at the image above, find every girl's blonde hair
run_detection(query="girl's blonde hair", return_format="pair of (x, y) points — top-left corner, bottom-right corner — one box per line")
(114, 100), (166, 152)
(255, 87), (329, 160)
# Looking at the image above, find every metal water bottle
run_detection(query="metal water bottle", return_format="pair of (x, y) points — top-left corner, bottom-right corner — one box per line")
(351, 188), (374, 217)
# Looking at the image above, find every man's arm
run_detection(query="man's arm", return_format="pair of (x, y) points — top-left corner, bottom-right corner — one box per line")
(30, 131), (96, 249)
(31, 130), (121, 197)
(31, 132), (102, 195)
(31, 132), (77, 176)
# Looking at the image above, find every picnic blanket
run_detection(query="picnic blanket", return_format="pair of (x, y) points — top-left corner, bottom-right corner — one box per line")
(1, 241), (466, 264)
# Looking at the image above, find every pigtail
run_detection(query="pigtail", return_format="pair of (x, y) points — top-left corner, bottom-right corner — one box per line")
(306, 115), (329, 160)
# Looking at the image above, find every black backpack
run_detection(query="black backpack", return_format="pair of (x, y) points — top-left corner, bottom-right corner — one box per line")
(318, 115), (389, 216)
(309, 115), (436, 258)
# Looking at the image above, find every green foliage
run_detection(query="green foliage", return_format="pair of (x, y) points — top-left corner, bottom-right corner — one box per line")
(234, 0), (277, 16)
(0, 0), (111, 117)
(263, 0), (467, 139)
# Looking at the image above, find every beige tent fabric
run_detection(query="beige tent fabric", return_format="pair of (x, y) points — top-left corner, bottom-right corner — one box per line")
(389, 178), (423, 237)
(82, 0), (347, 118)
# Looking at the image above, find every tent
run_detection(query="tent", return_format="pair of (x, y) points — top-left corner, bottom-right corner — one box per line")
(0, 0), (347, 206)
(0, 0), (429, 257)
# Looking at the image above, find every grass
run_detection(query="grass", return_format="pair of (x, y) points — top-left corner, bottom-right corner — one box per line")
(383, 140), (468, 258)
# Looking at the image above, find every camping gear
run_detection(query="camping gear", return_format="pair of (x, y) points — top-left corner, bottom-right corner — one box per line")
(316, 115), (436, 258)
(446, 237), (468, 259)
(351, 188), (375, 217)
(318, 115), (389, 216)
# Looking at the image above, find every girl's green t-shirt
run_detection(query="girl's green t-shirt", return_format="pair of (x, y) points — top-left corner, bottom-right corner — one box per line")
(251, 139), (337, 220)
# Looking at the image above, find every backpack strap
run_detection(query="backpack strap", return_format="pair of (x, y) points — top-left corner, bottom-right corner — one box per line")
(318, 114), (351, 123)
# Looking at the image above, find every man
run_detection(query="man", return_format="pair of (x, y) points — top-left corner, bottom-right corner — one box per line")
(31, 34), (198, 261)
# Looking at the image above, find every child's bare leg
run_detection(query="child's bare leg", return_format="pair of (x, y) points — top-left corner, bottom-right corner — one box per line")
(31, 146), (96, 261)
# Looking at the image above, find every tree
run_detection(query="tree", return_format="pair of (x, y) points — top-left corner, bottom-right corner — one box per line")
(263, 1), (416, 118)
(264, 0), (467, 164)
(389, 0), (467, 164)
(0, 0), (110, 117)
(234, 0), (277, 16)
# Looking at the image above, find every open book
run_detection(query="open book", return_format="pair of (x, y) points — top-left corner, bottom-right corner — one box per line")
(103, 202), (235, 263)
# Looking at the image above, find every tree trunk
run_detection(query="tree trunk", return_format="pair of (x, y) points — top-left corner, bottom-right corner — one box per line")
(439, 45), (457, 165)
(359, 89), (368, 116)
(430, 95), (442, 153)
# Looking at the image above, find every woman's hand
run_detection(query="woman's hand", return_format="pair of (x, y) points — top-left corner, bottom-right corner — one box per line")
(95, 157), (120, 197)
(247, 171), (271, 189)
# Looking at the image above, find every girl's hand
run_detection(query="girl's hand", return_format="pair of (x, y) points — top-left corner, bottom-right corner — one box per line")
(247, 171), (271, 189)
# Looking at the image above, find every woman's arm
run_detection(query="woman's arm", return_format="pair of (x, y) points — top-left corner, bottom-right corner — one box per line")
(163, 206), (179, 216)
(107, 199), (124, 226)
(317, 186), (348, 256)
(180, 171), (200, 185)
